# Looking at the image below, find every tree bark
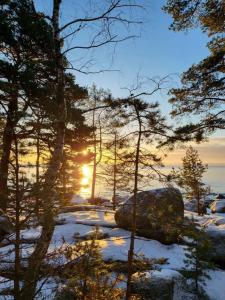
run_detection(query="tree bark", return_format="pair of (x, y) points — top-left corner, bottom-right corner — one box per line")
(126, 106), (142, 300)
(112, 131), (117, 210)
(0, 96), (18, 211)
(35, 113), (41, 218)
(20, 1), (67, 298)
(14, 133), (21, 300)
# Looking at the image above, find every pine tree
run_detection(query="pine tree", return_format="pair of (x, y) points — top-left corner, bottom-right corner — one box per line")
(119, 97), (170, 299)
(174, 146), (208, 215)
(182, 218), (213, 299)
(163, 0), (225, 141)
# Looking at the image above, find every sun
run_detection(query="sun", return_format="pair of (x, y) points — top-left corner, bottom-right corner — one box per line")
(81, 164), (91, 186)
(82, 164), (90, 177)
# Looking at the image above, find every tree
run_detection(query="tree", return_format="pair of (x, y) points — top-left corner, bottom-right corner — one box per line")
(103, 131), (130, 210)
(0, 0), (54, 212)
(117, 96), (170, 299)
(182, 218), (213, 299)
(87, 86), (109, 203)
(174, 146), (207, 215)
(55, 236), (124, 300)
(19, 1), (143, 298)
(163, 0), (225, 141)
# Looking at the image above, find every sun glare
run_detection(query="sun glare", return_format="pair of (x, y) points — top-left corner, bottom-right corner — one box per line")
(81, 164), (91, 186)
(82, 165), (90, 177)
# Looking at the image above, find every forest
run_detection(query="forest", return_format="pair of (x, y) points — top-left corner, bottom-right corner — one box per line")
(0, 0), (225, 299)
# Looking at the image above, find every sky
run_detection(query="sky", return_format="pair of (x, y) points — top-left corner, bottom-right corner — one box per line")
(34, 0), (225, 166)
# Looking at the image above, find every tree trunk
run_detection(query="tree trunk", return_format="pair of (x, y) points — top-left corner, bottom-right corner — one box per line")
(14, 133), (21, 300)
(35, 114), (40, 218)
(112, 132), (117, 210)
(91, 154), (97, 201)
(91, 98), (97, 201)
(126, 107), (142, 300)
(20, 1), (66, 298)
(0, 96), (18, 211)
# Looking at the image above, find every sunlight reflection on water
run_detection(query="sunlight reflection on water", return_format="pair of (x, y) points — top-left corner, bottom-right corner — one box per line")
(79, 165), (225, 200)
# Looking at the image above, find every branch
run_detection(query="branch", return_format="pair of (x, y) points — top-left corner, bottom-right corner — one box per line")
(63, 35), (137, 54)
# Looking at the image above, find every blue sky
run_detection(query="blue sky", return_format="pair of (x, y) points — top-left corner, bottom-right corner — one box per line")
(34, 0), (209, 101)
(34, 1), (225, 165)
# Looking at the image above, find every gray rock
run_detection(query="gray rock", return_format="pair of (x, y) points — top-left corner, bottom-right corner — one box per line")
(205, 226), (225, 265)
(0, 209), (14, 238)
(210, 199), (225, 213)
(131, 269), (194, 300)
(115, 188), (184, 244)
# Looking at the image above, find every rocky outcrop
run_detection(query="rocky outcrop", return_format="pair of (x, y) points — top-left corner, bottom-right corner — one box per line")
(205, 226), (225, 265)
(210, 199), (225, 213)
(131, 269), (194, 300)
(115, 188), (184, 244)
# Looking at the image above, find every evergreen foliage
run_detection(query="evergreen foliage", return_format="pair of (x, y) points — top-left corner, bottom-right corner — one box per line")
(173, 146), (208, 214)
(164, 0), (225, 141)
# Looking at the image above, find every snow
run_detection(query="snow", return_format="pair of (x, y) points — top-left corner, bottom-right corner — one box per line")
(133, 268), (182, 280)
(57, 210), (116, 227)
(1, 201), (225, 299)
(70, 194), (88, 205)
(95, 236), (187, 270)
(202, 269), (225, 300)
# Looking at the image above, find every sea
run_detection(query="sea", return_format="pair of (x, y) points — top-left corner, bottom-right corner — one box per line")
(79, 166), (225, 200)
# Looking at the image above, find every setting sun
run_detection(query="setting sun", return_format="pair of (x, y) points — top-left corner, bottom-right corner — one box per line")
(82, 165), (91, 178)
(81, 164), (91, 186)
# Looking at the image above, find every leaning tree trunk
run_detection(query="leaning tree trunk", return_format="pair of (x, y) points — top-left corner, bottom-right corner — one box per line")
(20, 1), (66, 298)
(0, 96), (18, 212)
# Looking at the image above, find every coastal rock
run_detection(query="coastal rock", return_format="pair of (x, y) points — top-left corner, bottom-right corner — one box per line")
(205, 225), (225, 265)
(0, 209), (14, 239)
(214, 193), (225, 200)
(131, 269), (193, 300)
(115, 188), (184, 244)
(210, 199), (225, 213)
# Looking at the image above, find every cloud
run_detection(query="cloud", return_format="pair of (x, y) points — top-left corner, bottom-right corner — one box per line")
(165, 136), (225, 166)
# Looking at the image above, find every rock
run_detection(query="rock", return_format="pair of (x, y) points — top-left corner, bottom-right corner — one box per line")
(88, 197), (110, 206)
(214, 193), (225, 200)
(115, 188), (184, 244)
(60, 204), (101, 213)
(131, 269), (193, 300)
(210, 199), (225, 213)
(184, 198), (207, 214)
(0, 209), (14, 239)
(205, 225), (225, 265)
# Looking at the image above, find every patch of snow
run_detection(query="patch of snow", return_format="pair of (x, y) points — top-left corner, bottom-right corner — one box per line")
(95, 237), (187, 270)
(202, 269), (225, 300)
(70, 194), (88, 204)
(133, 268), (182, 280)
(57, 210), (116, 227)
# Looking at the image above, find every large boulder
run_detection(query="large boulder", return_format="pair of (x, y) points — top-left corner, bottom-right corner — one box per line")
(115, 188), (184, 244)
(210, 199), (225, 213)
(131, 269), (194, 300)
(0, 209), (14, 239)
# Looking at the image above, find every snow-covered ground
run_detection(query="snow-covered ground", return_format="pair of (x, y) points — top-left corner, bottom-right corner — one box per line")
(1, 194), (225, 299)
